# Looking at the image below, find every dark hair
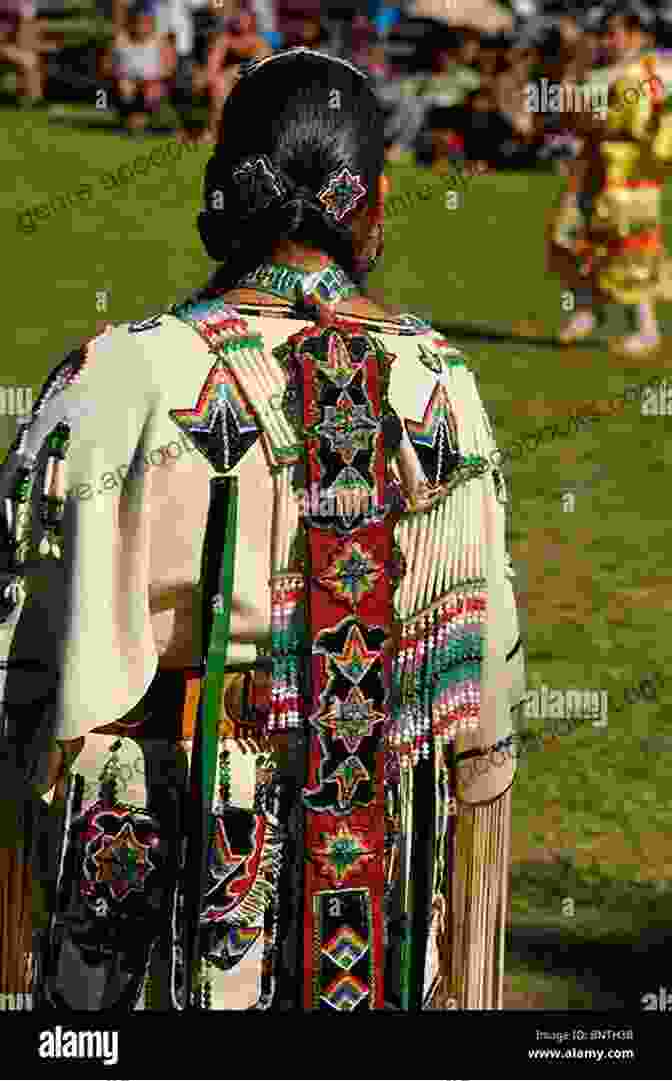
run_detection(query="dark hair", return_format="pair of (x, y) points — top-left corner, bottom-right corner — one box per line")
(604, 7), (645, 33)
(197, 49), (385, 292)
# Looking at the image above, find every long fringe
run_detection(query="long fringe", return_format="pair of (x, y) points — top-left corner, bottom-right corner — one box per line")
(0, 846), (33, 1006)
(432, 787), (512, 1009)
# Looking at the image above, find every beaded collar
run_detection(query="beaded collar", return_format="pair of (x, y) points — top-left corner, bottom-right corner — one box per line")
(234, 262), (360, 307)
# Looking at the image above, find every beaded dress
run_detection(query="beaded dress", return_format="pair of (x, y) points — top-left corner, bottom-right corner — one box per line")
(0, 263), (525, 1010)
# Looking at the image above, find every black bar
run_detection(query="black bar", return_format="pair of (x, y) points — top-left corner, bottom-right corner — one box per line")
(2, 1011), (665, 1075)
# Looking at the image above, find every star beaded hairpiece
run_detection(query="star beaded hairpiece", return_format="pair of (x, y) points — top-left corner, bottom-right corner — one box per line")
(231, 155), (288, 216)
(317, 167), (368, 223)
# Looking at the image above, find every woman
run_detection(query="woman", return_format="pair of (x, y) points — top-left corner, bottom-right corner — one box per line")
(0, 46), (524, 1011)
(550, 9), (672, 354)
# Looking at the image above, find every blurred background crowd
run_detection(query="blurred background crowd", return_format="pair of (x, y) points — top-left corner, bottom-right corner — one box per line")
(2, 0), (672, 169)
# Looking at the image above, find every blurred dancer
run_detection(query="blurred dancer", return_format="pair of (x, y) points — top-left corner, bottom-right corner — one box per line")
(551, 8), (672, 354)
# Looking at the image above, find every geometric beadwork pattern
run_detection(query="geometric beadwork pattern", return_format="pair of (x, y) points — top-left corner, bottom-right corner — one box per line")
(313, 824), (375, 888)
(169, 358), (261, 475)
(315, 539), (384, 609)
(404, 381), (460, 487)
(416, 336), (464, 375)
(322, 971), (370, 1010)
(321, 924), (369, 971)
(312, 685), (387, 756)
(203, 923), (262, 971)
(316, 167), (367, 224)
(303, 616), (388, 815)
(294, 317), (396, 1011)
(275, 322), (395, 534)
(200, 809), (279, 925)
(313, 888), (374, 1010)
(169, 297), (263, 474)
(78, 802), (163, 915)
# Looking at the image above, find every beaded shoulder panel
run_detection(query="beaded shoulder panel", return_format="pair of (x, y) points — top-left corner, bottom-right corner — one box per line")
(168, 295), (263, 474)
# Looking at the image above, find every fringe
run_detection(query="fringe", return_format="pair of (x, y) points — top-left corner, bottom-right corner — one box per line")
(431, 786), (512, 1009)
(0, 846), (33, 1003)
(0, 990), (33, 1010)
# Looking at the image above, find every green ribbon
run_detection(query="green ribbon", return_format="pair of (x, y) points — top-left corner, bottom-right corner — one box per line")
(184, 475), (238, 1007)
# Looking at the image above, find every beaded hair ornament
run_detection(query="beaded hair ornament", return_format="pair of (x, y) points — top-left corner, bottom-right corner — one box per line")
(230, 155), (368, 226)
(229, 48), (370, 226)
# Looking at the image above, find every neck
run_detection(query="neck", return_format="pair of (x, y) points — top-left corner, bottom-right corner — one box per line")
(268, 242), (335, 272)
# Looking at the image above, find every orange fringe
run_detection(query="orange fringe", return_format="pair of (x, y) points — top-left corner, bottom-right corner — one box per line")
(0, 847), (32, 995)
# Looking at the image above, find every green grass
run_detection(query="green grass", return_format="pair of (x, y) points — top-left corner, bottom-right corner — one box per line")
(3, 106), (672, 1008)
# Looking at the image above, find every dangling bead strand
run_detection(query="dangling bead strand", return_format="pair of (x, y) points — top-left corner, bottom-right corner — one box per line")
(201, 957), (212, 1011)
(38, 422), (71, 559)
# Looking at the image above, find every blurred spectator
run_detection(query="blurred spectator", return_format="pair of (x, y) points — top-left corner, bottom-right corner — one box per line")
(281, 13), (329, 51)
(494, 44), (535, 138)
(530, 22), (597, 171)
(351, 11), (373, 69)
(365, 38), (389, 79)
(377, 26), (481, 161)
(400, 27), (481, 108)
(111, 0), (175, 133)
(0, 0), (43, 105)
(200, 5), (271, 140)
(155, 0), (205, 137)
(469, 86), (541, 167)
(370, 3), (400, 40)
(439, 86), (540, 170)
(477, 32), (508, 88)
(415, 103), (466, 170)
(361, 35), (423, 160)
(247, 0), (279, 47)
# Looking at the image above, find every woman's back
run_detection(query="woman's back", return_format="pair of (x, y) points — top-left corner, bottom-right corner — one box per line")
(89, 297), (479, 674)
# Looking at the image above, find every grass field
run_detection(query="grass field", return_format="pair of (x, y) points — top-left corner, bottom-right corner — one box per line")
(4, 104), (672, 1009)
